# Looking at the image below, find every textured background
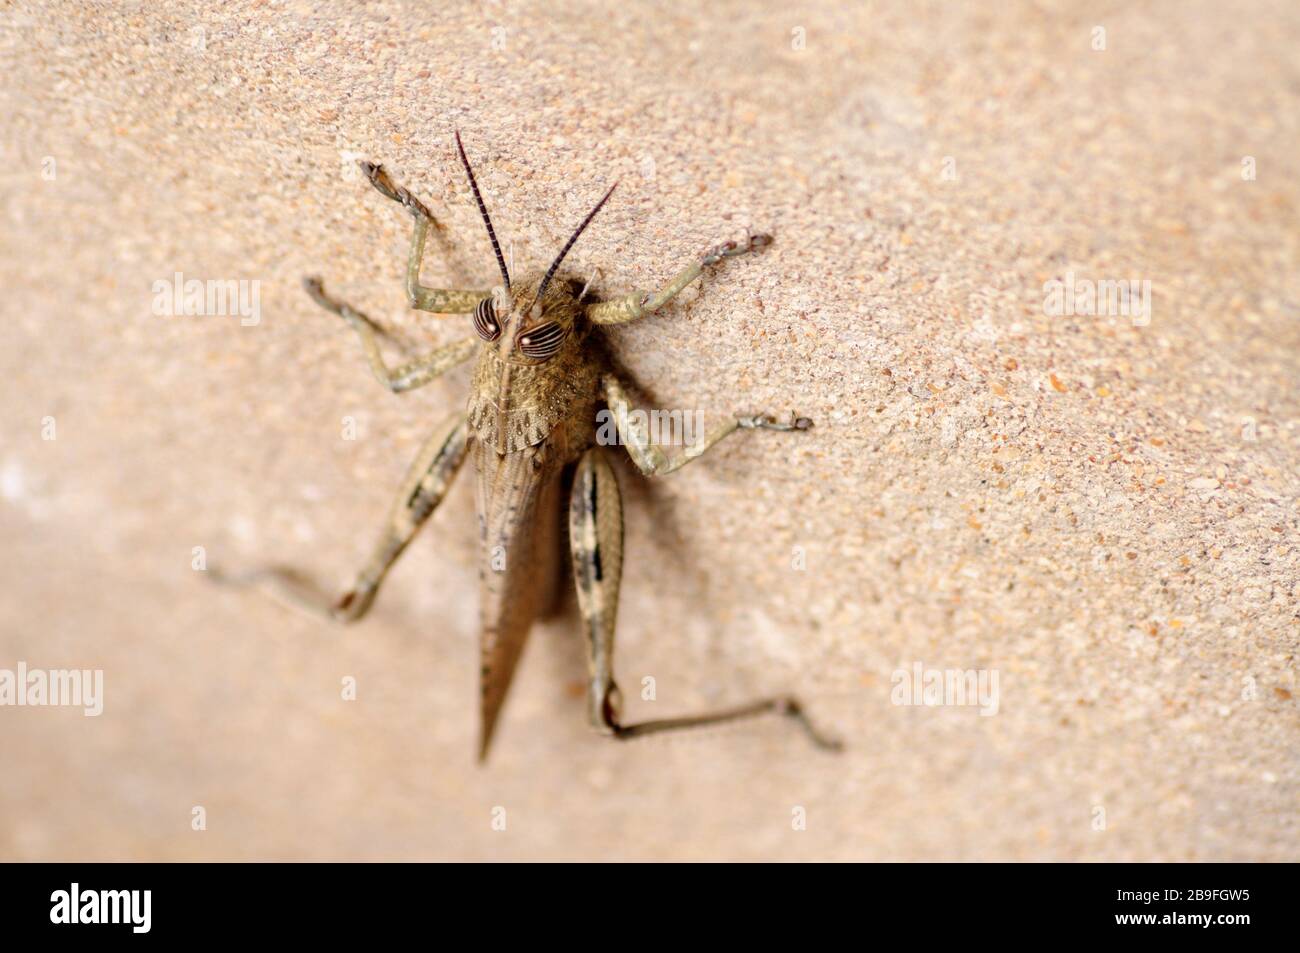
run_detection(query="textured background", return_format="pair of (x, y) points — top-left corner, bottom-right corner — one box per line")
(1, 0), (1297, 860)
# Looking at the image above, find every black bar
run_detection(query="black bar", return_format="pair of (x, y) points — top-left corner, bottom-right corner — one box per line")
(0, 862), (1288, 941)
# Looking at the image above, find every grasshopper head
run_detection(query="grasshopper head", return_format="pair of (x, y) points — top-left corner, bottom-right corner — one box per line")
(456, 130), (616, 365)
(470, 274), (587, 365)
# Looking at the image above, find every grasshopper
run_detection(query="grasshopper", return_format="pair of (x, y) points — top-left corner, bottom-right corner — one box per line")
(229, 133), (839, 759)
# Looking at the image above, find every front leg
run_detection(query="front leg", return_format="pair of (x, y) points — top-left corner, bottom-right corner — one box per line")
(359, 161), (489, 314)
(602, 373), (811, 477)
(568, 448), (839, 749)
(585, 233), (772, 326)
(303, 277), (477, 393)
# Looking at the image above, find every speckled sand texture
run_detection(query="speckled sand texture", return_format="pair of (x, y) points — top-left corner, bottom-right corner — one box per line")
(1, 1), (1296, 860)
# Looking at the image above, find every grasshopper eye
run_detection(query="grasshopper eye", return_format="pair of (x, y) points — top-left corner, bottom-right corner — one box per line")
(516, 321), (566, 361)
(473, 296), (501, 341)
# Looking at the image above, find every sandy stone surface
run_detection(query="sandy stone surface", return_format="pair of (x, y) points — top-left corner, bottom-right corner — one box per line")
(1, 1), (1296, 860)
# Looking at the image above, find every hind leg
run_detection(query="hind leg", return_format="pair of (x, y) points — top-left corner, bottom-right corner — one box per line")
(212, 414), (469, 623)
(567, 447), (840, 749)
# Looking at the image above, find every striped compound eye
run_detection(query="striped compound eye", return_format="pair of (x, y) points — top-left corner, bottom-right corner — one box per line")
(516, 321), (567, 361)
(473, 296), (501, 341)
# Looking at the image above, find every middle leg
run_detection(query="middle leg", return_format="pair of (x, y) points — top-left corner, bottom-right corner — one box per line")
(303, 276), (477, 393)
(602, 372), (811, 477)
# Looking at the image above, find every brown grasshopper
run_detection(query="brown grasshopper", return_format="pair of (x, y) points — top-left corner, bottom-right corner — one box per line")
(228, 132), (839, 759)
